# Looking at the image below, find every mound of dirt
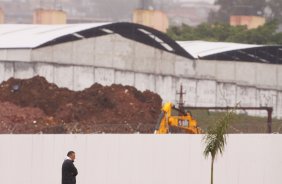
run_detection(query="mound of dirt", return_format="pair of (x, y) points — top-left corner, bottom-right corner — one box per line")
(0, 76), (162, 133)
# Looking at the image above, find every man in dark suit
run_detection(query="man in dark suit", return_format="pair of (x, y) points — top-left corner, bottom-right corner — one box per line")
(62, 151), (78, 184)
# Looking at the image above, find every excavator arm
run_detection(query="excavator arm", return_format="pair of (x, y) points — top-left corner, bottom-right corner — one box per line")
(154, 102), (202, 134)
(154, 102), (173, 134)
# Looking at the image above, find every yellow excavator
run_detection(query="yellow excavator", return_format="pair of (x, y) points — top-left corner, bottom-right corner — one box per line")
(154, 102), (202, 134)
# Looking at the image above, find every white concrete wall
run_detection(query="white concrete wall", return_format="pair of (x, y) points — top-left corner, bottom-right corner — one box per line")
(94, 68), (115, 86)
(277, 92), (282, 118)
(155, 75), (176, 102)
(74, 66), (94, 91)
(0, 61), (4, 82)
(34, 63), (54, 83)
(6, 49), (32, 62)
(54, 65), (74, 90)
(14, 62), (34, 79)
(176, 78), (197, 106)
(112, 34), (135, 70)
(0, 134), (281, 184)
(196, 80), (217, 106)
(0, 60), (281, 118)
(4, 63), (14, 80)
(134, 73), (155, 92)
(258, 89), (277, 117)
(115, 71), (135, 86)
(174, 56), (196, 77)
(216, 83), (237, 107)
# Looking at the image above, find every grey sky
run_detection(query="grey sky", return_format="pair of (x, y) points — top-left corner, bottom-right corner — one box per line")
(174, 0), (215, 3)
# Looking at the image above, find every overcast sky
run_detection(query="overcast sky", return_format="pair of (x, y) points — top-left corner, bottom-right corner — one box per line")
(176, 0), (215, 3)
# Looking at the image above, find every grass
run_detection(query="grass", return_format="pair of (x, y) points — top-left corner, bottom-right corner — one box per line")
(190, 110), (282, 134)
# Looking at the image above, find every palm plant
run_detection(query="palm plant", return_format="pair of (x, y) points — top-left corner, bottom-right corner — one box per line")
(203, 109), (234, 184)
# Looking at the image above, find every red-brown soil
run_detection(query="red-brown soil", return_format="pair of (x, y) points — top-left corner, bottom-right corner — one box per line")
(0, 76), (162, 133)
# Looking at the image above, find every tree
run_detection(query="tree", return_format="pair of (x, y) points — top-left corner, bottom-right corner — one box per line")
(209, 0), (267, 23)
(267, 0), (282, 23)
(167, 23), (247, 41)
(203, 110), (234, 184)
(166, 21), (282, 44)
(227, 20), (279, 44)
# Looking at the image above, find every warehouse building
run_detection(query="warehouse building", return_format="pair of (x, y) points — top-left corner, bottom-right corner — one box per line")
(0, 22), (282, 118)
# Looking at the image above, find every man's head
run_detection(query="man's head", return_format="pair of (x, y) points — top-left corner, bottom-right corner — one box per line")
(67, 151), (76, 161)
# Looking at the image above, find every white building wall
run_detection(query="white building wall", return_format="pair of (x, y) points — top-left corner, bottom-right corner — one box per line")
(53, 42), (73, 65)
(196, 80), (217, 106)
(277, 92), (282, 119)
(0, 135), (281, 184)
(174, 56), (196, 77)
(277, 65), (282, 89)
(0, 62), (4, 82)
(235, 62), (256, 85)
(215, 61), (235, 82)
(236, 86), (258, 116)
(112, 37), (135, 70)
(256, 63), (277, 88)
(73, 66), (94, 91)
(236, 86), (258, 107)
(115, 71), (135, 86)
(31, 46), (53, 62)
(3, 62), (14, 81)
(34, 63), (54, 83)
(14, 62), (34, 79)
(94, 68), (115, 86)
(134, 73), (155, 92)
(216, 83), (237, 107)
(0, 34), (281, 118)
(6, 49), (32, 62)
(73, 38), (95, 66)
(196, 60), (216, 79)
(94, 35), (114, 68)
(176, 78), (197, 106)
(257, 89), (277, 117)
(0, 49), (7, 61)
(156, 50), (175, 75)
(54, 65), (74, 90)
(155, 76), (176, 103)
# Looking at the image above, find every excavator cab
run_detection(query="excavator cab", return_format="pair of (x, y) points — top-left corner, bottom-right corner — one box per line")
(154, 102), (202, 134)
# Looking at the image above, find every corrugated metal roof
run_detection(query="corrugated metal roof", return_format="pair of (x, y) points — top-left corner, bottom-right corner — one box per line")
(177, 40), (263, 58)
(0, 23), (109, 48)
(177, 40), (282, 64)
(2, 24), (280, 63)
(0, 22), (194, 59)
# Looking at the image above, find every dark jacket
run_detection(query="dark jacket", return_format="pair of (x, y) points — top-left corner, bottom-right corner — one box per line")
(62, 159), (78, 184)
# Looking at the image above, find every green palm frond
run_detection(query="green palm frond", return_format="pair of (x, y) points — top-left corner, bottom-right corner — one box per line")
(203, 109), (234, 159)
(203, 108), (235, 184)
